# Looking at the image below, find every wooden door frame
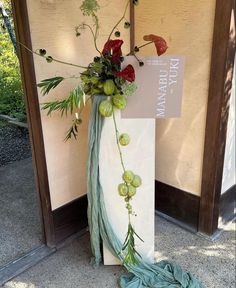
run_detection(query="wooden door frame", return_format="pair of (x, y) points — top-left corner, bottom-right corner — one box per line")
(199, 0), (236, 235)
(11, 0), (55, 247)
(11, 0), (234, 243)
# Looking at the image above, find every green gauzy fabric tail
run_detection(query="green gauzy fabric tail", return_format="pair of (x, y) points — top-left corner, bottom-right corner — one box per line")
(87, 96), (205, 288)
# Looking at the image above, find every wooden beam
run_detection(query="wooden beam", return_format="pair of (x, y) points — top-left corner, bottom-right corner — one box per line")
(11, 0), (55, 246)
(130, 1), (135, 51)
(199, 0), (236, 235)
(156, 181), (200, 232)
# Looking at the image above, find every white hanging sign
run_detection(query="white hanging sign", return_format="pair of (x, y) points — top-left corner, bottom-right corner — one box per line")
(122, 55), (185, 119)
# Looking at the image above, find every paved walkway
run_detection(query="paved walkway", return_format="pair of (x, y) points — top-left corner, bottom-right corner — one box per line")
(0, 158), (42, 267)
(4, 216), (235, 288)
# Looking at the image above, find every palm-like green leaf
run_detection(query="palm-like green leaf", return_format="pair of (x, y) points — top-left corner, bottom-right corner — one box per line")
(37, 76), (64, 95)
(41, 86), (84, 117)
(121, 223), (143, 266)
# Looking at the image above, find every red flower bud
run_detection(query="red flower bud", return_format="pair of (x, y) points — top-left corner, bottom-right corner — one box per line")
(102, 39), (124, 63)
(115, 64), (135, 82)
(143, 34), (168, 56)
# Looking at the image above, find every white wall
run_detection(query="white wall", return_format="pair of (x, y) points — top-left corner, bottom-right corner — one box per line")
(135, 0), (216, 196)
(222, 62), (236, 194)
(27, 0), (219, 208)
(27, 0), (130, 210)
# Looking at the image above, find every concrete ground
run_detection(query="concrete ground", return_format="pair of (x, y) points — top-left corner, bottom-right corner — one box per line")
(0, 158), (43, 267)
(3, 216), (235, 288)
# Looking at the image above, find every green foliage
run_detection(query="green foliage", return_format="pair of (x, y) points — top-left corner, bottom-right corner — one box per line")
(41, 86), (83, 116)
(64, 118), (82, 141)
(0, 0), (12, 32)
(122, 83), (138, 97)
(41, 86), (85, 140)
(0, 32), (26, 121)
(37, 76), (64, 95)
(121, 223), (143, 265)
(80, 0), (100, 16)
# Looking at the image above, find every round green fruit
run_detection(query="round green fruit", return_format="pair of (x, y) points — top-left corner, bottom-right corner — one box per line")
(99, 100), (113, 117)
(112, 94), (127, 110)
(128, 185), (136, 197)
(122, 170), (134, 184)
(118, 183), (128, 197)
(119, 134), (130, 146)
(132, 175), (142, 188)
(104, 79), (115, 95)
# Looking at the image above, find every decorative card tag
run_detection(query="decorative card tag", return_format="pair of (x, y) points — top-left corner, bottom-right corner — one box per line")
(121, 55), (185, 119)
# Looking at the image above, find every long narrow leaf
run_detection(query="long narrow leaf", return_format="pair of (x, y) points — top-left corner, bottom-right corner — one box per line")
(37, 76), (64, 95)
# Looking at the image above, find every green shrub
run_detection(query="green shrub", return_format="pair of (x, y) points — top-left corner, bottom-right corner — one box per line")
(0, 32), (26, 121)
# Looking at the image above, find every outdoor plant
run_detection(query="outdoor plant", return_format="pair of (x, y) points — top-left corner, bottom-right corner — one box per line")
(0, 1), (26, 122)
(23, 0), (168, 266)
(0, 34), (25, 121)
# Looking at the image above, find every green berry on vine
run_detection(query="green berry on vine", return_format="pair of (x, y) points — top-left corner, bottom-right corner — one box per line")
(132, 175), (142, 188)
(112, 94), (127, 110)
(124, 22), (131, 29)
(119, 134), (130, 146)
(76, 118), (82, 125)
(39, 48), (47, 56)
(94, 56), (100, 62)
(104, 79), (116, 95)
(46, 56), (53, 63)
(99, 100), (113, 117)
(126, 203), (132, 214)
(115, 31), (121, 37)
(128, 185), (136, 197)
(118, 183), (128, 197)
(139, 61), (144, 67)
(122, 170), (134, 183)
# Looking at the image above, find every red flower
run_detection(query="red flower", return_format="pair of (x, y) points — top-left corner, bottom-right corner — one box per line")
(143, 34), (168, 56)
(115, 65), (135, 82)
(102, 39), (124, 63)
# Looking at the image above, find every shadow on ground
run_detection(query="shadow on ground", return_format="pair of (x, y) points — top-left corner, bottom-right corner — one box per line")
(0, 158), (43, 267)
(4, 216), (235, 288)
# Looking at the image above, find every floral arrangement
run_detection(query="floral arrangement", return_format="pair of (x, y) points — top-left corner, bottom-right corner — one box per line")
(26, 0), (167, 265)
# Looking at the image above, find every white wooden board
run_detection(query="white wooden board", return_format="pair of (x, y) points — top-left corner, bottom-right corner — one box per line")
(99, 111), (155, 265)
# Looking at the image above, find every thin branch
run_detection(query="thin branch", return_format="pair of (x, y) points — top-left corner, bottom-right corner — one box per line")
(18, 42), (88, 69)
(77, 22), (101, 54)
(92, 13), (101, 54)
(107, 0), (130, 41)
(127, 41), (154, 56)
(112, 108), (126, 173)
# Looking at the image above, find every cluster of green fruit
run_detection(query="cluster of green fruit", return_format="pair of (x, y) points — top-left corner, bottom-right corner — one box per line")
(118, 171), (142, 214)
(80, 55), (125, 96)
(98, 79), (127, 117)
